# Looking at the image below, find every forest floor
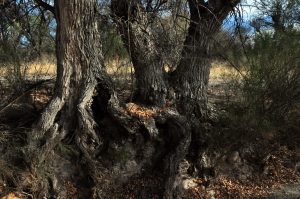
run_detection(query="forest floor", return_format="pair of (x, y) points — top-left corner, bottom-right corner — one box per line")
(0, 64), (299, 198)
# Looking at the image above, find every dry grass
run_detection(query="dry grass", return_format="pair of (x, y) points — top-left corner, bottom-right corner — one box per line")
(0, 59), (239, 83)
(0, 58), (132, 77)
(0, 55), (56, 78)
(0, 193), (24, 199)
(105, 59), (133, 75)
(210, 62), (242, 81)
(105, 60), (240, 82)
(26, 56), (56, 76)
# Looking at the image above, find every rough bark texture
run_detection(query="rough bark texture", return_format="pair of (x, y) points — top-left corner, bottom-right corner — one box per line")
(162, 117), (191, 199)
(111, 0), (167, 106)
(101, 94), (192, 198)
(26, 0), (106, 196)
(170, 19), (212, 118)
(171, 0), (240, 118)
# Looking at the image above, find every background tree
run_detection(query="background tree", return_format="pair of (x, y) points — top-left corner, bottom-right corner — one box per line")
(0, 0), (55, 99)
(228, 0), (300, 126)
(251, 0), (300, 33)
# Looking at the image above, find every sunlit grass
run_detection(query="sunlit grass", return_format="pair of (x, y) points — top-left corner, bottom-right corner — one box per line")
(210, 62), (242, 82)
(0, 58), (241, 82)
(0, 55), (56, 78)
(27, 56), (56, 76)
(105, 59), (133, 75)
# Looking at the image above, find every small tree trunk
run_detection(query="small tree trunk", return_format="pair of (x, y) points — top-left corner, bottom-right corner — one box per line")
(133, 59), (166, 106)
(171, 22), (212, 118)
(111, 0), (166, 106)
(171, 0), (240, 118)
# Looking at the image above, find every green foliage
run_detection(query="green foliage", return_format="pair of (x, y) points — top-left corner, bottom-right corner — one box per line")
(100, 21), (128, 62)
(234, 30), (300, 124)
(0, 41), (26, 95)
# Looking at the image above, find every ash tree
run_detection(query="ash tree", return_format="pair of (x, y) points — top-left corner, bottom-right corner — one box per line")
(1, 0), (242, 198)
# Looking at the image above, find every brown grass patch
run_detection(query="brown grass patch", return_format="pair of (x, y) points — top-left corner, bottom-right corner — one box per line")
(210, 62), (242, 81)
(0, 56), (56, 78)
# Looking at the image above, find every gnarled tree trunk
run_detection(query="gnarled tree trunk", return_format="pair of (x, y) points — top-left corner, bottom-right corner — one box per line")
(27, 0), (106, 190)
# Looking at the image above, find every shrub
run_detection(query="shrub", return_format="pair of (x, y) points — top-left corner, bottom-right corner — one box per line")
(230, 30), (300, 124)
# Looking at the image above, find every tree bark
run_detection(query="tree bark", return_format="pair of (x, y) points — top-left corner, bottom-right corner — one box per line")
(171, 0), (240, 118)
(111, 0), (167, 106)
(27, 0), (107, 189)
(162, 116), (191, 199)
(170, 19), (213, 118)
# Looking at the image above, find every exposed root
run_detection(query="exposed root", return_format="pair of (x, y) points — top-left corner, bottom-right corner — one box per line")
(76, 79), (102, 159)
(162, 116), (191, 199)
(9, 75), (193, 199)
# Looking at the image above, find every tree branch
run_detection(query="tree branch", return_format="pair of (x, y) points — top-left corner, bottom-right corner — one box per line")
(209, 0), (240, 14)
(34, 0), (55, 16)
